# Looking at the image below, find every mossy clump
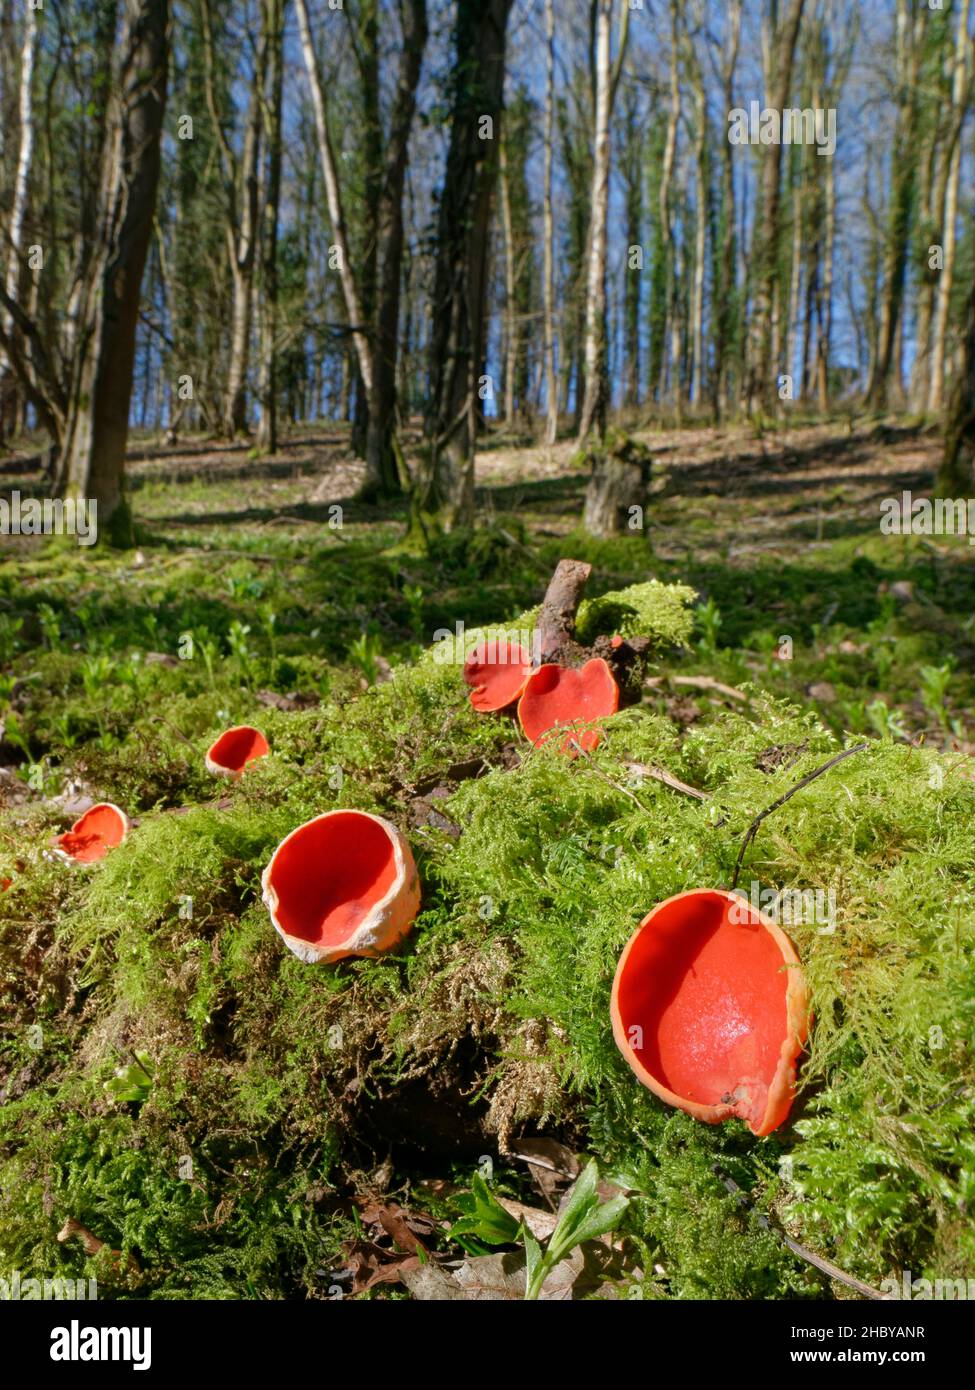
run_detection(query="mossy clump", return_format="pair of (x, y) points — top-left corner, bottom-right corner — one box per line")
(2, 549), (974, 1299)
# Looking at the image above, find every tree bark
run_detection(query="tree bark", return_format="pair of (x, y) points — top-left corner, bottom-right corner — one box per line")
(927, 0), (972, 413)
(938, 277), (975, 495)
(53, 0), (170, 537)
(542, 0), (558, 445)
(743, 0), (806, 416)
(577, 0), (628, 442)
(256, 0), (285, 453)
(415, 0), (512, 534)
(866, 0), (923, 411)
(295, 0), (373, 399)
(0, 5), (37, 446)
(362, 0), (427, 499)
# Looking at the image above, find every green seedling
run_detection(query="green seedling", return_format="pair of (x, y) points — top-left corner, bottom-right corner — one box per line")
(104, 1051), (154, 1105)
(450, 1161), (629, 1300)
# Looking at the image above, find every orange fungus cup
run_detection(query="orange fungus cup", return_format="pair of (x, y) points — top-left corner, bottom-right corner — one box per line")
(262, 809), (420, 965)
(517, 657), (619, 754)
(463, 639), (533, 712)
(205, 725), (270, 777)
(54, 803), (130, 865)
(611, 888), (811, 1136)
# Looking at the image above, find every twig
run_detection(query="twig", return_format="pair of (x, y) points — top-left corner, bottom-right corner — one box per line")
(714, 1166), (885, 1301)
(730, 743), (869, 891)
(646, 673), (748, 703)
(623, 760), (708, 802)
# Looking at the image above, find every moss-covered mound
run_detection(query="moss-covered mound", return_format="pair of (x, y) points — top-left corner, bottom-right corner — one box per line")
(1, 575), (973, 1300)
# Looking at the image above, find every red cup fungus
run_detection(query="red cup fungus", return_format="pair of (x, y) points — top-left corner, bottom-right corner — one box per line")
(54, 802), (130, 865)
(463, 639), (533, 712)
(518, 657), (619, 754)
(262, 809), (420, 964)
(611, 888), (811, 1136)
(205, 725), (270, 777)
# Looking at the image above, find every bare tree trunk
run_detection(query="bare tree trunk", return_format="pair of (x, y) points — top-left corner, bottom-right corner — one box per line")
(295, 0), (373, 399)
(658, 0), (681, 414)
(362, 0), (427, 499)
(257, 0), (285, 454)
(939, 277), (975, 494)
(687, 25), (708, 409)
(499, 128), (517, 425)
(816, 138), (835, 411)
(577, 0), (628, 441)
(415, 0), (512, 534)
(866, 0), (922, 411)
(786, 155), (803, 390)
(743, 0), (806, 416)
(542, 0), (558, 445)
(715, 0), (741, 416)
(56, 0), (170, 537)
(202, 0), (266, 437)
(928, 0), (972, 414)
(0, 5), (37, 446)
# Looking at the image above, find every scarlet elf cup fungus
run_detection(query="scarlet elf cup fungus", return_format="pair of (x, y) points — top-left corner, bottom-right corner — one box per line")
(462, 639), (532, 712)
(54, 802), (130, 864)
(205, 725), (270, 777)
(611, 889), (811, 1136)
(518, 658), (620, 753)
(262, 810), (420, 964)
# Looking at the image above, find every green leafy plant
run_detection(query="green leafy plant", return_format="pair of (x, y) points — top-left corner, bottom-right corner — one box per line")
(347, 630), (383, 686)
(694, 597), (722, 653)
(104, 1051), (154, 1105)
(450, 1161), (629, 1300)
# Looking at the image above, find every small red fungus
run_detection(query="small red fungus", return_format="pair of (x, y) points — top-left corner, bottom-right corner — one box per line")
(54, 803), (130, 865)
(463, 639), (533, 712)
(518, 658), (619, 753)
(262, 809), (420, 964)
(611, 888), (811, 1136)
(205, 725), (270, 777)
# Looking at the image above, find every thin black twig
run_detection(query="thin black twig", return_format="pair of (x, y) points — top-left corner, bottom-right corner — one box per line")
(714, 1166), (885, 1301)
(730, 743), (869, 891)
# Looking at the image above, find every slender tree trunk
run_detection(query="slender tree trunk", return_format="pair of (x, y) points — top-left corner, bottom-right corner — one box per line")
(743, 0), (806, 416)
(928, 0), (972, 413)
(715, 0), (741, 416)
(866, 0), (922, 411)
(362, 0), (427, 499)
(499, 128), (517, 425)
(658, 0), (681, 413)
(542, 0), (558, 444)
(577, 0), (628, 441)
(816, 142), (835, 411)
(257, 0), (284, 453)
(295, 0), (373, 399)
(54, 0), (170, 538)
(0, 5), (37, 446)
(939, 277), (975, 494)
(415, 0), (512, 534)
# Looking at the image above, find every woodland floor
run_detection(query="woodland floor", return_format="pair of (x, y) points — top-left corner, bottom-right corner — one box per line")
(0, 415), (973, 1301)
